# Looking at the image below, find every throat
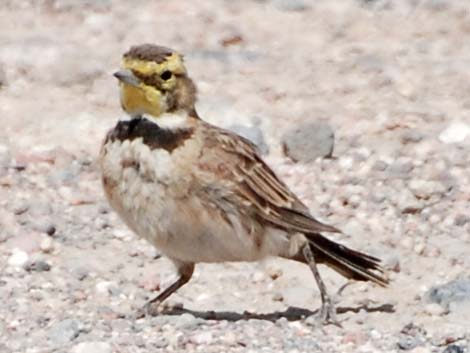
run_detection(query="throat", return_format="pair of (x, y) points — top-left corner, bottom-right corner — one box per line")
(144, 110), (194, 130)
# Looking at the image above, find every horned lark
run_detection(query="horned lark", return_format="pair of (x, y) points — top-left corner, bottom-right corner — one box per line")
(100, 44), (388, 324)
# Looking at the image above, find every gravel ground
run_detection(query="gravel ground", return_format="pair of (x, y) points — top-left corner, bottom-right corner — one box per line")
(1, 1), (470, 352)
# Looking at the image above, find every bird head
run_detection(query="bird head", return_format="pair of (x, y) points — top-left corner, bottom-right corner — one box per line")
(114, 44), (197, 118)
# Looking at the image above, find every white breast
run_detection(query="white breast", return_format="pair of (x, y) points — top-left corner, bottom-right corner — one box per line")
(100, 136), (291, 264)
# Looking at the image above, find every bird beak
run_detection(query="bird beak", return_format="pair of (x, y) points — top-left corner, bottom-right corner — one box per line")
(113, 69), (141, 87)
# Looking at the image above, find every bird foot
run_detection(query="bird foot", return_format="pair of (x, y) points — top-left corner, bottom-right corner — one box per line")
(134, 301), (163, 320)
(318, 299), (342, 327)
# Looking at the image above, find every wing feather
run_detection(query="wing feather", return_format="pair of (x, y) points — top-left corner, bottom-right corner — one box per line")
(207, 127), (340, 234)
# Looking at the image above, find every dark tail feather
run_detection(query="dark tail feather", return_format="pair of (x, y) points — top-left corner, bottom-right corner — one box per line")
(307, 234), (389, 287)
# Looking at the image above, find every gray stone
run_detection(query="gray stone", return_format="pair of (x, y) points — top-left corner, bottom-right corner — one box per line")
(24, 260), (51, 272)
(227, 124), (269, 154)
(397, 189), (423, 214)
(282, 122), (334, 163)
(426, 277), (470, 311)
(31, 220), (56, 236)
(48, 319), (81, 345)
(454, 214), (470, 226)
(270, 0), (311, 12)
(443, 345), (465, 353)
(372, 160), (388, 172)
(173, 312), (202, 330)
(397, 323), (426, 350)
(401, 129), (424, 144)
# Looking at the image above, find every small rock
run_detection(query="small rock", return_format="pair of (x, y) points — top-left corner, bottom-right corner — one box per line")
(227, 124), (269, 154)
(424, 303), (446, 316)
(401, 130), (425, 144)
(8, 249), (29, 267)
(454, 214), (470, 226)
(272, 292), (284, 302)
(40, 237), (54, 253)
(338, 156), (354, 170)
(12, 202), (29, 215)
(24, 260), (51, 272)
(439, 122), (470, 144)
(372, 160), (388, 171)
(389, 161), (414, 176)
(282, 122), (334, 163)
(191, 331), (213, 345)
(95, 281), (117, 296)
(173, 313), (200, 330)
(397, 323), (427, 350)
(48, 319), (81, 345)
(408, 180), (446, 200)
(32, 220), (56, 236)
(397, 189), (423, 214)
(443, 345), (465, 353)
(271, 0), (311, 12)
(72, 342), (112, 353)
(426, 277), (470, 311)
(72, 267), (89, 281)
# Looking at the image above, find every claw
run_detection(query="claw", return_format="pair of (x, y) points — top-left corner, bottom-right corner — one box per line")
(319, 299), (341, 327)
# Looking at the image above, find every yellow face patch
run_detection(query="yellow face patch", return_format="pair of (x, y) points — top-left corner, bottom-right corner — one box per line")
(120, 83), (162, 117)
(118, 53), (186, 117)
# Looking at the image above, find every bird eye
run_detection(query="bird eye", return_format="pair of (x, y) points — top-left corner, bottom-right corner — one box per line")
(160, 71), (172, 81)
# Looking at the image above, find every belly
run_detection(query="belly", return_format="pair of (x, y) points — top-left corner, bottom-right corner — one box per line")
(100, 138), (289, 263)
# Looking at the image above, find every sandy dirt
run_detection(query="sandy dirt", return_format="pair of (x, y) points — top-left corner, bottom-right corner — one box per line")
(1, 0), (470, 352)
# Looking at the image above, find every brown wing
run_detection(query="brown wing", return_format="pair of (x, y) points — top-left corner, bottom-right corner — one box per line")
(200, 124), (340, 234)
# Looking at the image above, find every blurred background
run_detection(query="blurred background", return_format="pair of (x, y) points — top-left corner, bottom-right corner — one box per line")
(1, 1), (470, 352)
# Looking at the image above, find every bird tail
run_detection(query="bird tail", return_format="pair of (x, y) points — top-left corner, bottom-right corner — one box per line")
(306, 234), (388, 287)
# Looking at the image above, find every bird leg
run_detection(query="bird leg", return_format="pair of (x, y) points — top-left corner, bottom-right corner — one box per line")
(302, 244), (339, 325)
(137, 262), (194, 318)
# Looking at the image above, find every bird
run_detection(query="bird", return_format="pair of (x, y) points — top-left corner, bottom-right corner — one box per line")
(100, 44), (388, 324)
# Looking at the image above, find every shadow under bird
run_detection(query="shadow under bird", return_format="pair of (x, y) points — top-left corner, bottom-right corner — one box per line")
(100, 44), (388, 324)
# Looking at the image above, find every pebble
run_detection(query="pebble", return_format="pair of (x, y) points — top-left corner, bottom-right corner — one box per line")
(426, 277), (470, 311)
(95, 281), (117, 296)
(48, 319), (81, 345)
(401, 130), (425, 144)
(271, 0), (311, 12)
(443, 345), (465, 353)
(40, 237), (54, 253)
(454, 214), (470, 226)
(424, 303), (446, 316)
(24, 260), (51, 272)
(227, 124), (269, 154)
(408, 179), (446, 200)
(173, 313), (200, 330)
(397, 323), (427, 350)
(72, 342), (112, 353)
(8, 249), (29, 267)
(191, 331), (214, 345)
(32, 220), (56, 236)
(438, 122), (470, 144)
(398, 189), (424, 214)
(12, 202), (29, 215)
(281, 122), (334, 163)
